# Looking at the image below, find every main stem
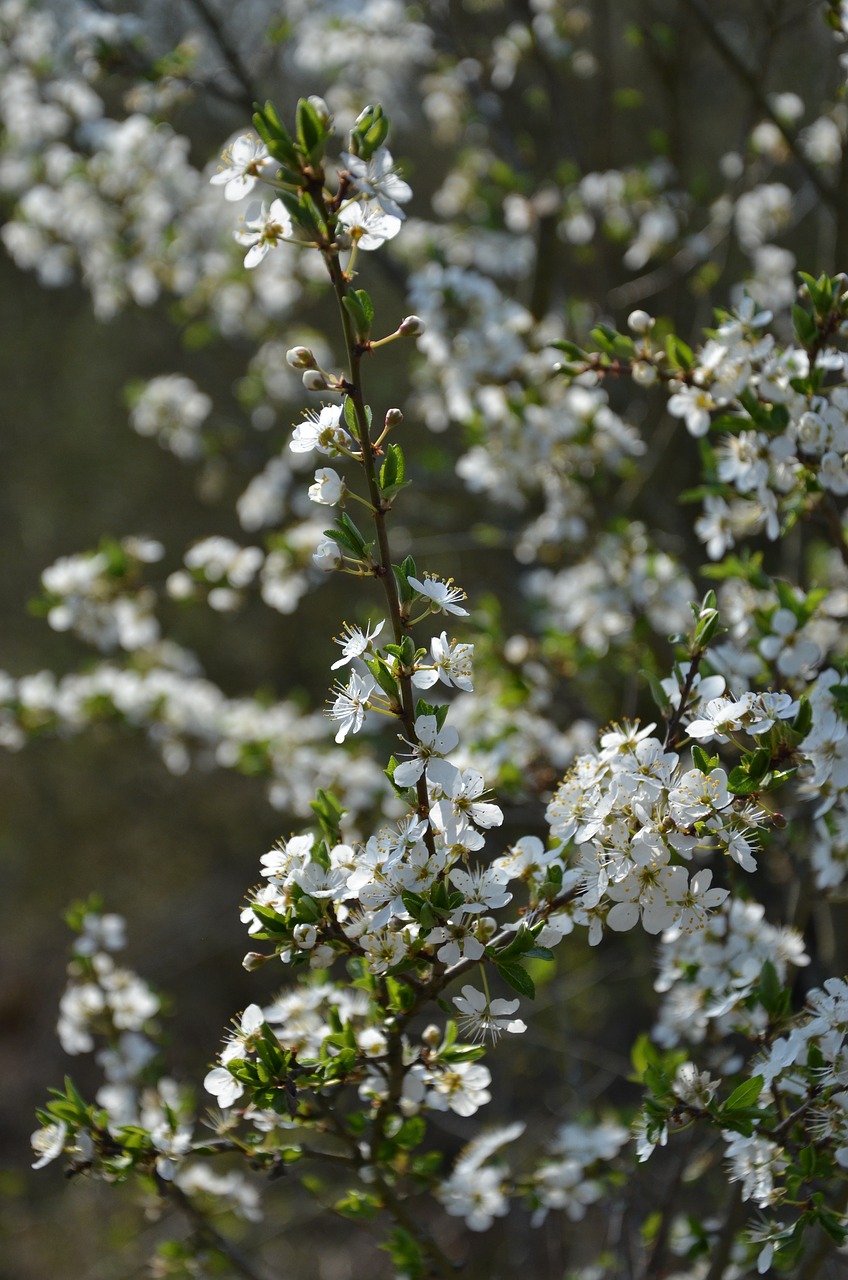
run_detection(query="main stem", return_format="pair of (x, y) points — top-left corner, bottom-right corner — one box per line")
(324, 248), (436, 849)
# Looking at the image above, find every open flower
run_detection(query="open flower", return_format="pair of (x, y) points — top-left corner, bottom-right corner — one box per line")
(234, 199), (293, 267)
(452, 985), (527, 1043)
(340, 146), (412, 220)
(393, 714), (459, 786)
(337, 201), (402, 250)
(328, 671), (377, 743)
(210, 134), (272, 201)
(407, 574), (469, 616)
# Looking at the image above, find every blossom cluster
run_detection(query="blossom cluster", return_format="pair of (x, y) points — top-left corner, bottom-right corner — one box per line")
(14, 9), (848, 1277)
(543, 718), (777, 943)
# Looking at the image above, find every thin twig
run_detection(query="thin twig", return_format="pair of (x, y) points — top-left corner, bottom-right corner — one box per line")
(681, 0), (837, 209)
(184, 0), (257, 112)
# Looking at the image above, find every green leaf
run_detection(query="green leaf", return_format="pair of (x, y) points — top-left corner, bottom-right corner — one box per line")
(692, 745), (719, 773)
(791, 303), (818, 347)
(295, 97), (325, 163)
(727, 765), (764, 796)
(792, 696), (812, 738)
(379, 443), (406, 497)
(252, 100), (300, 168)
(723, 1074), (764, 1112)
(665, 333), (693, 370)
(496, 959), (536, 999)
(342, 291), (372, 342)
(757, 959), (782, 1013)
(745, 747), (772, 782)
(642, 668), (671, 713)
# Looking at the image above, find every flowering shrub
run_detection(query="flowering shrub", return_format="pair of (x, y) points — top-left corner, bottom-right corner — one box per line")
(8, 1), (848, 1277)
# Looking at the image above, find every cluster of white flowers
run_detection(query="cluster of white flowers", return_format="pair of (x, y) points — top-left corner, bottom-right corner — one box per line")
(407, 262), (645, 567)
(629, 302), (848, 560)
(39, 537), (162, 652)
(168, 536), (264, 612)
(238, 718), (511, 983)
(127, 374), (212, 461)
(543, 721), (776, 943)
(561, 161), (685, 270)
(802, 666), (848, 888)
(653, 898), (809, 1048)
(529, 523), (694, 653)
(35, 909), (198, 1182)
(528, 1119), (630, 1225)
(0, 656), (387, 815)
(437, 1123), (525, 1231)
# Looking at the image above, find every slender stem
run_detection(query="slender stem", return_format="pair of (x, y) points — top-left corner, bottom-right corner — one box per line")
(664, 650), (704, 750)
(323, 247), (436, 847)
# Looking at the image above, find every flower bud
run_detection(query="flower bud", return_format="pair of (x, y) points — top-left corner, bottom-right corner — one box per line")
(307, 96), (333, 129)
(242, 951), (268, 972)
(627, 309), (654, 335)
(421, 1023), (441, 1048)
(303, 369), (330, 391)
(632, 360), (658, 387)
(384, 407), (403, 429)
(287, 346), (317, 369)
(399, 314), (425, 336)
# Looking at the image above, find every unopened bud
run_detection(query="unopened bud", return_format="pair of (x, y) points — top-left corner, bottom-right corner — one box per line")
(399, 314), (425, 336)
(287, 346), (317, 369)
(421, 1023), (441, 1049)
(307, 96), (333, 129)
(385, 407), (403, 429)
(303, 369), (330, 391)
(627, 309), (654, 335)
(242, 951), (268, 972)
(632, 360), (658, 387)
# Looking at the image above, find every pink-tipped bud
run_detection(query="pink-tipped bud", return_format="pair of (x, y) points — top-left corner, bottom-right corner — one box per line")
(399, 315), (425, 337)
(287, 346), (317, 369)
(384, 407), (403, 429)
(303, 369), (330, 391)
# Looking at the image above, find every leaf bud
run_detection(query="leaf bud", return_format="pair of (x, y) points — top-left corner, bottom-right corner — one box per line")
(627, 309), (654, 335)
(384, 408), (403, 429)
(399, 314), (425, 336)
(287, 346), (317, 369)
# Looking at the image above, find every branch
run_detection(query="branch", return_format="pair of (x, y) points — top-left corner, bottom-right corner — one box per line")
(680, 0), (837, 210)
(183, 0), (258, 113)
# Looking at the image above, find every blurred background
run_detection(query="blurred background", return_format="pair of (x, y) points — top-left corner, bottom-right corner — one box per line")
(1, 1), (846, 1275)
